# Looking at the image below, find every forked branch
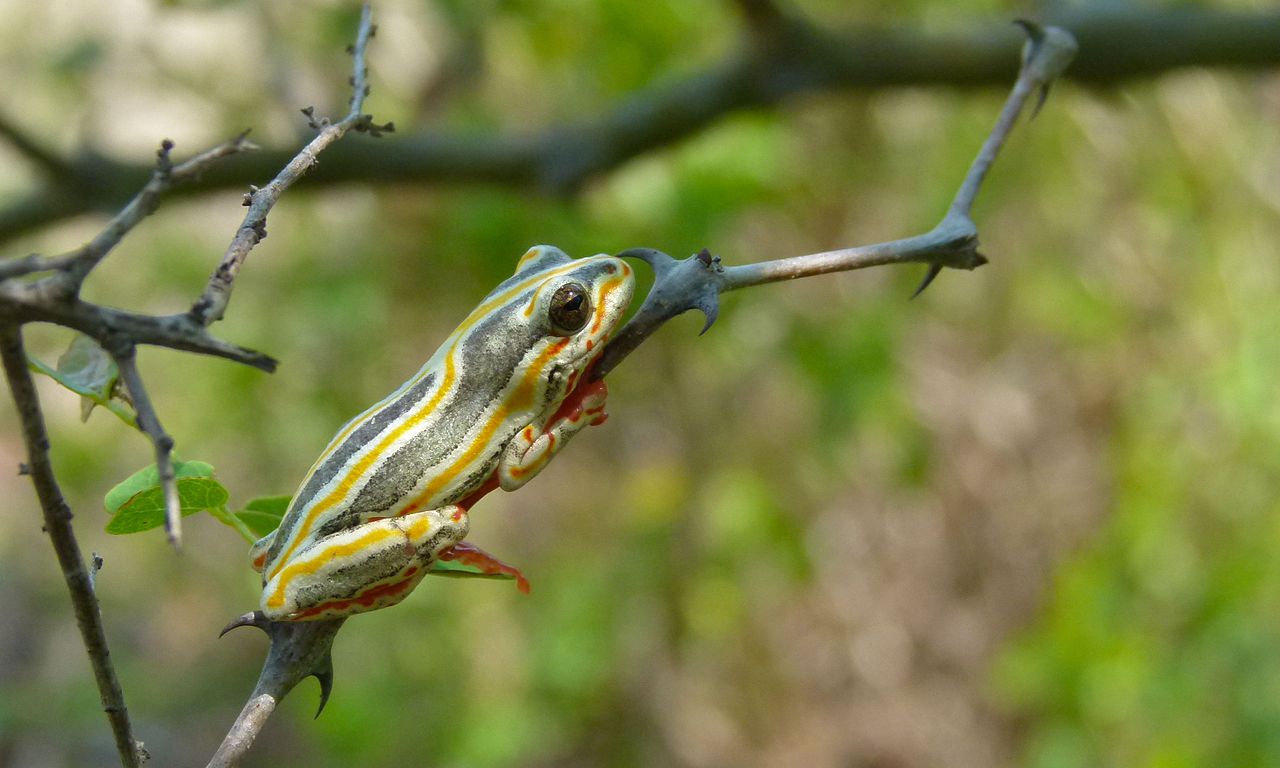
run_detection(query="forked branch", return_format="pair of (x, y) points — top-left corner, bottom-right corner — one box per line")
(592, 22), (1077, 380)
(0, 2), (383, 762)
(203, 22), (1078, 768)
(189, 2), (386, 327)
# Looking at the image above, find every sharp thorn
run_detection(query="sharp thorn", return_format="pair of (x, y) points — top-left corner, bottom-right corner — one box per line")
(911, 264), (944, 299)
(1032, 83), (1051, 119)
(219, 610), (269, 638)
(312, 655), (335, 718)
(694, 292), (720, 335)
(698, 309), (718, 335)
(1012, 18), (1042, 40)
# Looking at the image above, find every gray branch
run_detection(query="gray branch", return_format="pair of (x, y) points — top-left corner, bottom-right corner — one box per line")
(113, 346), (182, 547)
(0, 6), (1276, 248)
(0, 284), (277, 371)
(591, 22), (1076, 380)
(58, 135), (259, 291)
(189, 2), (381, 326)
(0, 3), (381, 762)
(0, 324), (145, 768)
(208, 614), (345, 768)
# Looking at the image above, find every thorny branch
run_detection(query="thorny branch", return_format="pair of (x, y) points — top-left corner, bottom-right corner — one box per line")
(0, 4), (1075, 766)
(112, 346), (180, 545)
(0, 5), (1274, 247)
(0, 325), (144, 768)
(592, 22), (1077, 381)
(0, 2), (382, 763)
(208, 615), (345, 768)
(204, 20), (1077, 768)
(189, 2), (386, 327)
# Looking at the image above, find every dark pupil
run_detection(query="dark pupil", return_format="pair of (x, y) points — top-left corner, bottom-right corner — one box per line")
(550, 284), (590, 332)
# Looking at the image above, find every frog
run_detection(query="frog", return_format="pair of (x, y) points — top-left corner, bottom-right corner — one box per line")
(251, 246), (635, 621)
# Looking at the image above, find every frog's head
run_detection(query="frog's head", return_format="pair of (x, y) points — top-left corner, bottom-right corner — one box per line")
(470, 245), (633, 423)
(519, 246), (633, 368)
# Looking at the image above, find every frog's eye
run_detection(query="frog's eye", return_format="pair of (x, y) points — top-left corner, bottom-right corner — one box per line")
(548, 282), (591, 335)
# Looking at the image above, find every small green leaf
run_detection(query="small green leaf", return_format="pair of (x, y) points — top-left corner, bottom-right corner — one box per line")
(427, 559), (517, 582)
(104, 460), (215, 515)
(234, 495), (292, 537)
(29, 333), (136, 428)
(106, 477), (229, 535)
(243, 495), (291, 517)
(56, 334), (115, 399)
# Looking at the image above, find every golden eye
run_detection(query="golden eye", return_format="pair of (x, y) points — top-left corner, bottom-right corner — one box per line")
(548, 282), (591, 335)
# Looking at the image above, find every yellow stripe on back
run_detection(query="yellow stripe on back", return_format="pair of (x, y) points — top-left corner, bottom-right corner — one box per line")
(305, 258), (595, 468)
(266, 526), (400, 609)
(406, 338), (569, 507)
(268, 257), (612, 579)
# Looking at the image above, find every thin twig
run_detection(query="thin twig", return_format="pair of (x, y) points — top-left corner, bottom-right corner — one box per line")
(0, 282), (277, 371)
(0, 252), (81, 281)
(0, 323), (144, 768)
(949, 23), (1079, 217)
(592, 22), (1077, 380)
(189, 1), (379, 327)
(113, 345), (181, 547)
(53, 133), (259, 292)
(717, 24), (1076, 292)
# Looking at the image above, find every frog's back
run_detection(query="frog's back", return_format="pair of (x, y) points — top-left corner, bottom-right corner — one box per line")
(258, 247), (578, 577)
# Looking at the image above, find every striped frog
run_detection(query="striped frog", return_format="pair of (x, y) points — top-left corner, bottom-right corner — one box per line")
(252, 246), (634, 621)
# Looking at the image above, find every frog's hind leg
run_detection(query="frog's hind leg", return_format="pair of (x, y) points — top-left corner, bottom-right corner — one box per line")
(437, 540), (532, 594)
(260, 506), (469, 621)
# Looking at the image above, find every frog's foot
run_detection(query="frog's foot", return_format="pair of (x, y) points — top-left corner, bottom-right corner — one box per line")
(552, 377), (609, 428)
(499, 378), (611, 491)
(437, 541), (531, 594)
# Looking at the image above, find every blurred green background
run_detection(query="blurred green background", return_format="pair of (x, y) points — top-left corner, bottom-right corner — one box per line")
(2, 1), (1279, 766)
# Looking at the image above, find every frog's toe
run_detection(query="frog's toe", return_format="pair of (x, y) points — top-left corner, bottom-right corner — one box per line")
(436, 541), (532, 594)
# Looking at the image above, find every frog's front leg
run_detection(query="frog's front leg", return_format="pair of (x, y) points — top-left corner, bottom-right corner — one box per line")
(260, 506), (469, 621)
(498, 379), (609, 491)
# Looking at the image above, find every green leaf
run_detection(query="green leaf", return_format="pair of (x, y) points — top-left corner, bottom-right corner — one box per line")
(106, 477), (229, 535)
(234, 495), (292, 537)
(242, 494), (291, 517)
(104, 460), (215, 515)
(28, 333), (136, 428)
(104, 460), (226, 535)
(427, 559), (518, 583)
